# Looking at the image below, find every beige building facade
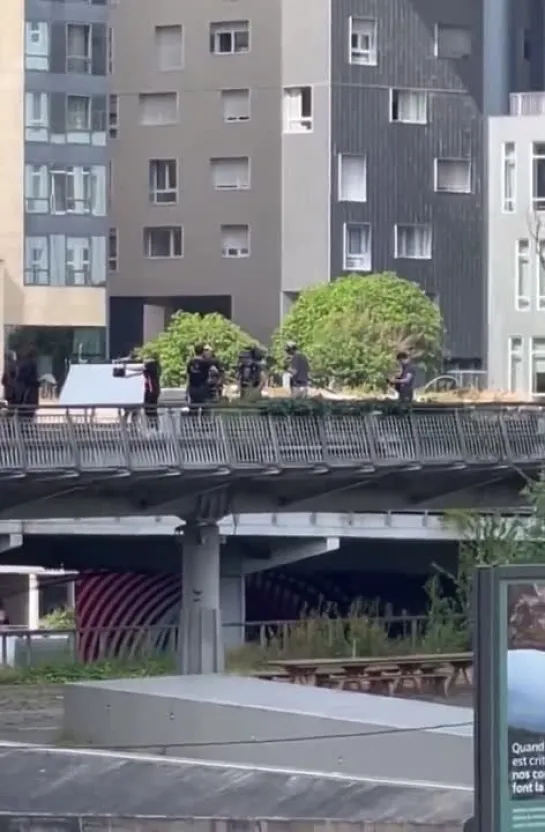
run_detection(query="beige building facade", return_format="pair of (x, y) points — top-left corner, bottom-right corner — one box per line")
(1, 0), (109, 386)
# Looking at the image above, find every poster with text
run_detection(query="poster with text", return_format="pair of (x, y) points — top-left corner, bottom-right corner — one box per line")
(504, 581), (545, 830)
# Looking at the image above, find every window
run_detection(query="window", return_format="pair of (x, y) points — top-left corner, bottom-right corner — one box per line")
(108, 94), (118, 138)
(395, 224), (432, 259)
(24, 237), (49, 286)
(434, 24), (472, 58)
(343, 223), (371, 271)
(516, 239), (531, 310)
(537, 240), (545, 310)
(25, 165), (48, 214)
(24, 235), (106, 287)
(434, 159), (471, 193)
(25, 22), (49, 70)
(508, 337), (524, 393)
(66, 238), (91, 286)
(138, 93), (178, 126)
(390, 89), (427, 124)
(210, 21), (249, 54)
(108, 26), (114, 74)
(502, 142), (516, 212)
(155, 25), (183, 70)
(149, 159), (178, 204)
(143, 226), (183, 258)
(66, 24), (91, 73)
(222, 89), (250, 122)
(66, 96), (91, 133)
(338, 155), (367, 202)
(210, 157), (250, 190)
(108, 229), (118, 272)
(50, 166), (106, 216)
(283, 87), (313, 133)
(532, 338), (545, 393)
(349, 17), (377, 65)
(25, 92), (48, 141)
(532, 142), (545, 211)
(221, 225), (250, 258)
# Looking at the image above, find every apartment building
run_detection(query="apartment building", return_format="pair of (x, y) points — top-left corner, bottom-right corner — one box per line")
(107, 0), (497, 364)
(0, 0), (109, 386)
(487, 99), (545, 395)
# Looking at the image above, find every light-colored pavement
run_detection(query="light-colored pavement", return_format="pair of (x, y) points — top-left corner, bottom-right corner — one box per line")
(0, 685), (63, 744)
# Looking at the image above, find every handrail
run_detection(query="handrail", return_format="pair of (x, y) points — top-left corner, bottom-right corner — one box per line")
(0, 403), (543, 474)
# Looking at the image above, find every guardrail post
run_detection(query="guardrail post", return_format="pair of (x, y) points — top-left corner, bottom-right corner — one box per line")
(118, 408), (133, 471)
(498, 409), (513, 463)
(267, 413), (281, 466)
(65, 411), (79, 471)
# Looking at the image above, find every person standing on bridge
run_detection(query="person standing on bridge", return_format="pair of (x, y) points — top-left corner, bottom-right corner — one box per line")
(390, 351), (415, 404)
(285, 341), (309, 398)
(143, 352), (161, 429)
(2, 351), (18, 416)
(15, 345), (40, 423)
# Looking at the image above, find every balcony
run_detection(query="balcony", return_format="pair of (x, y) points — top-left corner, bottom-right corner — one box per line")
(510, 92), (545, 116)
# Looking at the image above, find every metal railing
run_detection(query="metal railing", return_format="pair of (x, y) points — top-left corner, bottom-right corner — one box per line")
(0, 614), (465, 667)
(0, 403), (544, 475)
(510, 91), (545, 115)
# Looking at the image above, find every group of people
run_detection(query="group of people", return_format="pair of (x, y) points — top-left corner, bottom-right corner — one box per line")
(185, 340), (310, 405)
(1, 347), (40, 420)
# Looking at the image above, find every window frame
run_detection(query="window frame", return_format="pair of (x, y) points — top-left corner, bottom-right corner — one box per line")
(433, 158), (472, 194)
(501, 141), (516, 213)
(154, 24), (184, 71)
(149, 159), (179, 205)
(515, 238), (531, 311)
(433, 22), (472, 59)
(394, 223), (433, 260)
(221, 224), (251, 258)
(143, 226), (184, 259)
(389, 88), (428, 125)
(531, 337), (545, 394)
(221, 88), (251, 123)
(108, 228), (118, 272)
(348, 16), (378, 66)
(342, 222), (372, 271)
(210, 156), (251, 191)
(283, 86), (314, 134)
(531, 141), (545, 212)
(508, 336), (525, 394)
(338, 154), (367, 202)
(209, 22), (250, 55)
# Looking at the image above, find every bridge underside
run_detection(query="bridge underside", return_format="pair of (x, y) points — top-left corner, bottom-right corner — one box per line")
(0, 464), (531, 521)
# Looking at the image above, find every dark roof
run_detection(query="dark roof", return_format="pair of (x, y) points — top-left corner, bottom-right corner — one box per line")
(0, 745), (473, 823)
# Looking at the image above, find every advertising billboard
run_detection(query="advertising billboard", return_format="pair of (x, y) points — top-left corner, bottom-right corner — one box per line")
(475, 565), (545, 831)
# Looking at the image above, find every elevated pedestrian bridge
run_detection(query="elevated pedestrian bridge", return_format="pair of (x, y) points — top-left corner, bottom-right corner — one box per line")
(0, 403), (542, 519)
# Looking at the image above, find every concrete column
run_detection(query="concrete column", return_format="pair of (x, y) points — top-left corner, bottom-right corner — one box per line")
(180, 524), (224, 674)
(483, 0), (510, 115)
(220, 553), (246, 650)
(28, 573), (39, 630)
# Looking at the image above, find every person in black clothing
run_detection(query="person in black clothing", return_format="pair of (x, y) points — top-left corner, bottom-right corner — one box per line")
(143, 353), (161, 428)
(237, 348), (264, 399)
(285, 341), (310, 397)
(391, 351), (415, 403)
(2, 351), (17, 415)
(186, 344), (213, 404)
(16, 346), (40, 422)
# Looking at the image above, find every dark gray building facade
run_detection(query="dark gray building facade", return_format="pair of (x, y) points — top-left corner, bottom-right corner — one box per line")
(330, 0), (484, 364)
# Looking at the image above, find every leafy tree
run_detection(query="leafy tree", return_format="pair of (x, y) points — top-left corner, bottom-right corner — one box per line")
(141, 311), (262, 387)
(427, 475), (545, 648)
(271, 273), (444, 388)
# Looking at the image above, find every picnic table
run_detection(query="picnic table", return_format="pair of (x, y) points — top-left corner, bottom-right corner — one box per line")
(265, 652), (473, 696)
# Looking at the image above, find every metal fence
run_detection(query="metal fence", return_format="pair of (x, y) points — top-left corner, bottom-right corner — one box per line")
(0, 403), (544, 474)
(0, 614), (463, 666)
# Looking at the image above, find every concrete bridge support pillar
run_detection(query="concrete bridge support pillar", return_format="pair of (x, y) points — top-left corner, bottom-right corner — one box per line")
(180, 524), (224, 675)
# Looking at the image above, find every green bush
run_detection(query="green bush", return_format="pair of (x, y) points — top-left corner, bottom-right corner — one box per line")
(40, 607), (75, 630)
(141, 311), (263, 387)
(272, 273), (444, 388)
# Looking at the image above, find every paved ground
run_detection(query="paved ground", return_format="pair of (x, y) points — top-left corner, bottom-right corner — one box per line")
(0, 686), (63, 744)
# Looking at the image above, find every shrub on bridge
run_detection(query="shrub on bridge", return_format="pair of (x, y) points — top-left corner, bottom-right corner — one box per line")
(271, 273), (444, 388)
(141, 311), (264, 387)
